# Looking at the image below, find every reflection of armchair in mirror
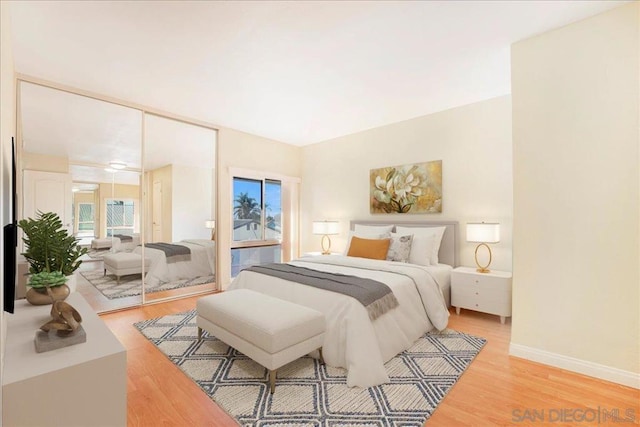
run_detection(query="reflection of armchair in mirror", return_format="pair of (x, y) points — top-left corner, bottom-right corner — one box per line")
(18, 80), (143, 313)
(141, 113), (217, 301)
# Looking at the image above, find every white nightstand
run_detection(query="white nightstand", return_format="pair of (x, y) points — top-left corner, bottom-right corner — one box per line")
(451, 266), (512, 324)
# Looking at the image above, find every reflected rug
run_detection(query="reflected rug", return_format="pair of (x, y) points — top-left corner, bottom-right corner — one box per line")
(80, 270), (214, 299)
(134, 310), (486, 426)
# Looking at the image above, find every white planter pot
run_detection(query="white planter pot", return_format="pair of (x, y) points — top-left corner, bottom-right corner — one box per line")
(66, 274), (77, 293)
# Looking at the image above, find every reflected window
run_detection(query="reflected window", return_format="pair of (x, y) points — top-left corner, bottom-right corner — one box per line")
(77, 202), (95, 236)
(106, 199), (136, 237)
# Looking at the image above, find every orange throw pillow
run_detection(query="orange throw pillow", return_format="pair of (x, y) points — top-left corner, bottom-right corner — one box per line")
(347, 236), (391, 260)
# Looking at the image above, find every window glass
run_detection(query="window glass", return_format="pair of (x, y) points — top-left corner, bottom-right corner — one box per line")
(232, 177), (263, 241)
(78, 203), (94, 232)
(231, 245), (281, 277)
(106, 199), (136, 236)
(265, 179), (282, 241)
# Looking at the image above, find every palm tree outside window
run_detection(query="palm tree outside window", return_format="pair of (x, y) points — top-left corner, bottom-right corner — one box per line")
(231, 176), (282, 276)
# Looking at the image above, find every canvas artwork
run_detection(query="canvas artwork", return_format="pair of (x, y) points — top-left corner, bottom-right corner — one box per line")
(370, 160), (442, 214)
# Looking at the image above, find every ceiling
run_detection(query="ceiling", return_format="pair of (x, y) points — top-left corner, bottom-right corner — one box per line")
(9, 1), (627, 146)
(20, 81), (215, 185)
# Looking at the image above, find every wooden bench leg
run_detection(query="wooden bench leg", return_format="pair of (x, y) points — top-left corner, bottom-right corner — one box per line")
(318, 347), (325, 365)
(269, 369), (276, 394)
(197, 327), (203, 340)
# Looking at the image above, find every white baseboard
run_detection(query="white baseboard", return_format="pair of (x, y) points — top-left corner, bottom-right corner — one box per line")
(509, 343), (640, 389)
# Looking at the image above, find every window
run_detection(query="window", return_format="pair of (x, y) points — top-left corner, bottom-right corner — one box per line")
(106, 199), (136, 237)
(231, 175), (284, 276)
(77, 202), (95, 235)
(232, 177), (281, 242)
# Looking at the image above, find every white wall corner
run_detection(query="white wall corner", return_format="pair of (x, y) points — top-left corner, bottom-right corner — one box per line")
(509, 343), (640, 390)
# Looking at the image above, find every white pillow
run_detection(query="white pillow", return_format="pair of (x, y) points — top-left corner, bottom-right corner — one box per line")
(354, 224), (394, 235)
(395, 226), (446, 265)
(386, 233), (413, 263)
(343, 230), (391, 255)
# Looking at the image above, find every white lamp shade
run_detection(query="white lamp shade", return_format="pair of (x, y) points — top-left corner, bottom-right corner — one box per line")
(466, 223), (500, 243)
(205, 220), (216, 229)
(312, 220), (340, 235)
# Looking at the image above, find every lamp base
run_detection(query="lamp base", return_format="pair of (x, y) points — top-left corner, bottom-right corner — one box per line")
(321, 235), (332, 255)
(474, 243), (493, 274)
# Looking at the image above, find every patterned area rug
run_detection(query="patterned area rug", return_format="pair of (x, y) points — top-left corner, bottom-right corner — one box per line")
(80, 270), (214, 299)
(134, 310), (486, 426)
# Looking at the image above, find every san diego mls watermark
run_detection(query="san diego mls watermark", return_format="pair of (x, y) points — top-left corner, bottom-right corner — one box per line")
(512, 407), (636, 424)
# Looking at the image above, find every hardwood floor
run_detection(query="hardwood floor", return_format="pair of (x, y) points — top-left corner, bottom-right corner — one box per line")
(101, 298), (640, 426)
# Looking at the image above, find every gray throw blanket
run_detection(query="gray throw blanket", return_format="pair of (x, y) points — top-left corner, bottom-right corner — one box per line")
(245, 263), (399, 320)
(145, 243), (191, 263)
(113, 234), (132, 242)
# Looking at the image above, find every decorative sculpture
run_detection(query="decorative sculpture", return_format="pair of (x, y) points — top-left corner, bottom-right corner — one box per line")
(35, 299), (86, 353)
(40, 300), (83, 336)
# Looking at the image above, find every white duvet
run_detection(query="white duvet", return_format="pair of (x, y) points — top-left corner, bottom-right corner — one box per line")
(228, 255), (449, 387)
(134, 239), (215, 287)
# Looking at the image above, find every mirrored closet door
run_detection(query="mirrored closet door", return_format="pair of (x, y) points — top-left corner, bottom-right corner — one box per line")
(18, 81), (143, 312)
(142, 113), (217, 302)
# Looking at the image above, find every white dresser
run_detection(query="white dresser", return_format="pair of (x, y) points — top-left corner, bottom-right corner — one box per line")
(2, 293), (127, 426)
(451, 266), (512, 323)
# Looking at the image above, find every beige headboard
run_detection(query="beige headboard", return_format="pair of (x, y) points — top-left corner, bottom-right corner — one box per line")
(349, 220), (459, 267)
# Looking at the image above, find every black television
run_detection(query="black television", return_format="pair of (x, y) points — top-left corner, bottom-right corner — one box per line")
(3, 137), (17, 313)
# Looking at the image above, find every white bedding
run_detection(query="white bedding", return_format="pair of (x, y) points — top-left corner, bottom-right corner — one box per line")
(112, 234), (141, 253)
(228, 255), (450, 387)
(134, 239), (215, 287)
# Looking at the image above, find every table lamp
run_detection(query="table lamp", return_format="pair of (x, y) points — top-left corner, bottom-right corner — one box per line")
(466, 222), (500, 273)
(312, 220), (340, 255)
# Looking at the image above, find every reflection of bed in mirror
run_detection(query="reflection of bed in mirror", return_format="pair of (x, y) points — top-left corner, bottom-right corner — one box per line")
(134, 239), (215, 287)
(112, 234), (141, 252)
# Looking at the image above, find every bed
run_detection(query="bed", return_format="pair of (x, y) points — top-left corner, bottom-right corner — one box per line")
(112, 233), (141, 253)
(133, 239), (216, 287)
(228, 220), (458, 387)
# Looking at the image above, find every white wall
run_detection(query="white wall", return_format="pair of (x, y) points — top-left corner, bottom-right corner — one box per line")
(511, 3), (639, 387)
(0, 0), (16, 407)
(172, 164), (212, 241)
(301, 95), (513, 271)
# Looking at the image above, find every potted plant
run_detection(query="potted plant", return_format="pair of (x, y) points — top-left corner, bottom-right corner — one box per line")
(19, 211), (88, 305)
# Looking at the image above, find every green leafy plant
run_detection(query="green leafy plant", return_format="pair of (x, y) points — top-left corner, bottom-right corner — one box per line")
(18, 211), (88, 287)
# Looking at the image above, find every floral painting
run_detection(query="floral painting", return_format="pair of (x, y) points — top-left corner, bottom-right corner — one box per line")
(370, 160), (442, 214)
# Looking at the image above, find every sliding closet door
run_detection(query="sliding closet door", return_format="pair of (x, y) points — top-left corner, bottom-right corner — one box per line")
(18, 81), (143, 313)
(142, 113), (217, 302)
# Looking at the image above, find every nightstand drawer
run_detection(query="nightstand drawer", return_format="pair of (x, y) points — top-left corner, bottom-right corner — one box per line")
(451, 286), (511, 316)
(452, 271), (510, 290)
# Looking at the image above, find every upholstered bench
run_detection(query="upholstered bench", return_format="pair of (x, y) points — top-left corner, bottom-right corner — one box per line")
(91, 238), (112, 250)
(103, 252), (150, 284)
(196, 289), (326, 394)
